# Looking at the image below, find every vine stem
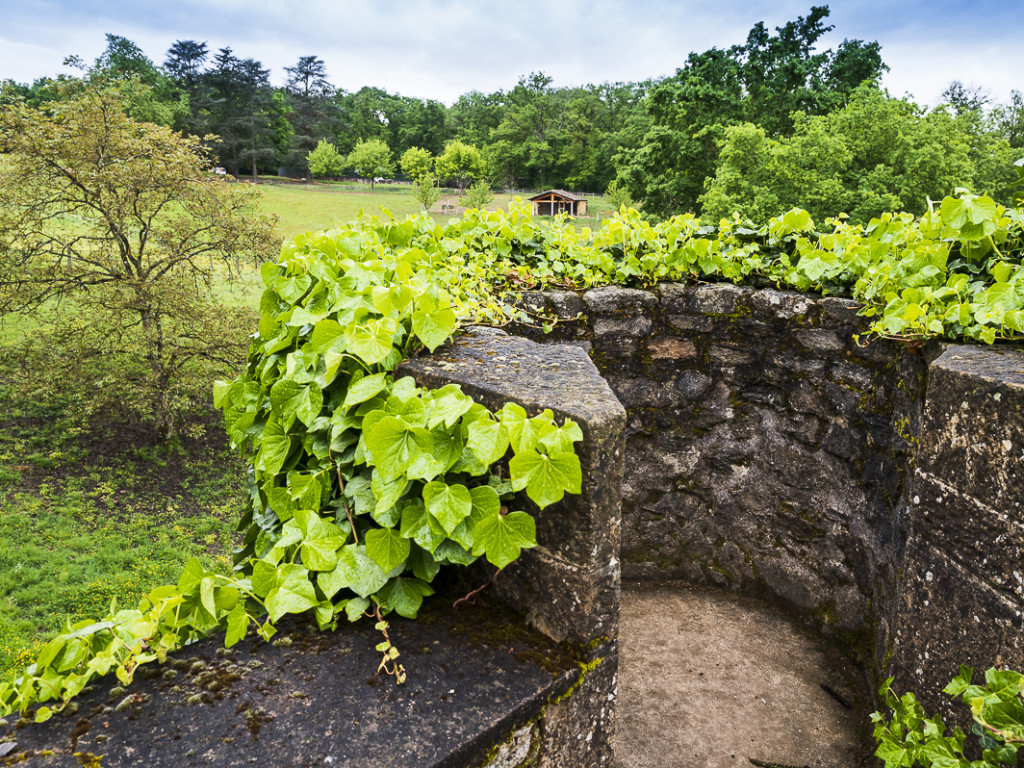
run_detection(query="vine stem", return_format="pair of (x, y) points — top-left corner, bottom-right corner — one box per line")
(453, 566), (504, 609)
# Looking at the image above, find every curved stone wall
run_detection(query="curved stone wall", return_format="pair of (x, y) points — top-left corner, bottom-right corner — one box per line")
(515, 282), (1024, 722)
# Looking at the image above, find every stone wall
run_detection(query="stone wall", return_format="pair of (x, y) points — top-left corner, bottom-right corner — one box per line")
(517, 283), (930, 673)
(515, 282), (1024, 720)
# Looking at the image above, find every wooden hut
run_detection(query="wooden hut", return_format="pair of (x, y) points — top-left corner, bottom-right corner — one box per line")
(528, 190), (588, 217)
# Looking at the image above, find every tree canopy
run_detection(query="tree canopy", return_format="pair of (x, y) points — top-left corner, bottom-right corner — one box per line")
(0, 85), (278, 435)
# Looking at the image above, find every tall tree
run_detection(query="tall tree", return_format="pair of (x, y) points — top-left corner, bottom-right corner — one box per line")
(619, 6), (888, 217)
(91, 34), (186, 126)
(284, 55), (335, 177)
(164, 40), (209, 134)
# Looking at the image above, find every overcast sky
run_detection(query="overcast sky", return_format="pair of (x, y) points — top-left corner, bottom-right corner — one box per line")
(2, 0), (1021, 107)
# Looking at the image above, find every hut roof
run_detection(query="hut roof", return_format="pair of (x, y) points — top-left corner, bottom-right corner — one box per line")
(526, 189), (588, 202)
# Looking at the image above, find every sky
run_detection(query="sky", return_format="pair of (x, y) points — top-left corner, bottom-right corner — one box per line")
(1, 0), (1022, 108)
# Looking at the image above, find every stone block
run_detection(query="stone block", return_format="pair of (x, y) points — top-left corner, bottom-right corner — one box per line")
(594, 315), (653, 338)
(690, 283), (754, 315)
(647, 336), (697, 360)
(917, 345), (1024, 513)
(750, 289), (818, 322)
(792, 329), (846, 353)
(583, 285), (656, 315)
(891, 537), (1024, 731)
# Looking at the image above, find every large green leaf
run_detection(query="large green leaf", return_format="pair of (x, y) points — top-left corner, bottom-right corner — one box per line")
(471, 511), (537, 569)
(537, 420), (583, 455)
(318, 544), (390, 599)
(365, 527), (411, 573)
(376, 577), (434, 619)
(270, 380), (323, 429)
(400, 500), (447, 553)
(426, 384), (473, 429)
(466, 417), (510, 465)
(365, 416), (432, 481)
(257, 418), (293, 475)
(423, 481), (473, 535)
(346, 318), (397, 365)
(342, 372), (389, 411)
(509, 450), (582, 508)
(412, 306), (457, 351)
(295, 509), (345, 571)
(264, 564), (319, 622)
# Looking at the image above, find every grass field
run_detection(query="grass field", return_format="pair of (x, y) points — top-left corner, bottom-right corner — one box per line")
(255, 181), (615, 241)
(0, 180), (614, 679)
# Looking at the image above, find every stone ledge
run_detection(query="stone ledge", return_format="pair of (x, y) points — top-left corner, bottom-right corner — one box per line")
(0, 595), (580, 768)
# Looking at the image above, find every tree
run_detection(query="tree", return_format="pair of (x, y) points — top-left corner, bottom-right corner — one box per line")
(400, 146), (433, 182)
(619, 6), (888, 216)
(461, 179), (494, 209)
(203, 48), (279, 178)
(699, 86), (1015, 224)
(941, 80), (990, 116)
(307, 140), (346, 178)
(90, 34), (188, 127)
(164, 40), (210, 135)
(412, 172), (442, 210)
(436, 140), (487, 192)
(0, 86), (278, 438)
(347, 138), (394, 190)
(284, 55), (336, 177)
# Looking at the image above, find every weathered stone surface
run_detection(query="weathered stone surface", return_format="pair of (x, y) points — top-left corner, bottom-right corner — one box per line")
(521, 282), (927, 679)
(399, 327), (626, 647)
(0, 597), (579, 768)
(891, 537), (1024, 730)
(593, 316), (652, 338)
(646, 336), (697, 360)
(689, 283), (753, 315)
(583, 286), (656, 315)
(537, 643), (617, 768)
(915, 345), (1024, 514)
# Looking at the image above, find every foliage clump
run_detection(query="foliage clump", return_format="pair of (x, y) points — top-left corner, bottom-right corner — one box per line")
(874, 667), (1024, 768)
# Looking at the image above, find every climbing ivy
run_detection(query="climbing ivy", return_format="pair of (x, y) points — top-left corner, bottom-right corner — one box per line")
(3, 190), (1023, 722)
(873, 667), (1024, 767)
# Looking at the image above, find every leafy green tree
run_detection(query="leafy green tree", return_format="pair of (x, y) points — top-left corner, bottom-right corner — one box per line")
(400, 146), (434, 182)
(990, 90), (1024, 149)
(204, 48), (279, 178)
(397, 98), (449, 156)
(620, 6), (887, 216)
(0, 85), (278, 438)
(487, 73), (564, 190)
(307, 140), (347, 178)
(605, 178), (635, 210)
(90, 34), (188, 127)
(164, 39), (210, 135)
(700, 86), (1017, 224)
(412, 172), (442, 210)
(347, 138), (395, 190)
(461, 180), (494, 209)
(436, 140), (487, 192)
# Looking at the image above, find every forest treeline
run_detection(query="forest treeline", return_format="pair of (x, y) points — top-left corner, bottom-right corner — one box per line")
(3, 6), (1023, 224)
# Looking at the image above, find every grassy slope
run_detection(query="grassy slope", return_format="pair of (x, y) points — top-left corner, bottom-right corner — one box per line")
(0, 182), (612, 676)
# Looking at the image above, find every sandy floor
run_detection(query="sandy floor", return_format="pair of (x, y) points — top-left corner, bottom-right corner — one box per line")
(614, 583), (874, 768)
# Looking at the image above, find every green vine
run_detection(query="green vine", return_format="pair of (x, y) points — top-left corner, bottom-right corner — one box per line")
(873, 667), (1024, 767)
(3, 190), (1023, 722)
